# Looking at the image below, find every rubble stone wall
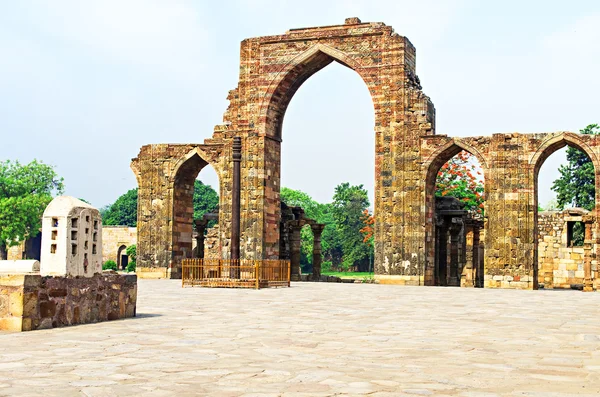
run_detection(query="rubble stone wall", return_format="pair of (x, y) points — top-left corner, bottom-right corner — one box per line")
(0, 273), (137, 332)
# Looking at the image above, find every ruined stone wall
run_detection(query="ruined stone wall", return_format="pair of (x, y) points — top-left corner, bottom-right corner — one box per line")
(421, 132), (600, 289)
(537, 210), (597, 289)
(131, 144), (225, 278)
(102, 226), (136, 264)
(0, 273), (137, 332)
(131, 18), (600, 289)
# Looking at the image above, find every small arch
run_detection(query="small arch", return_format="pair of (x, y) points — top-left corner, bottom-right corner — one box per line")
(171, 147), (219, 183)
(423, 139), (488, 189)
(171, 148), (221, 267)
(259, 44), (375, 140)
(117, 244), (128, 270)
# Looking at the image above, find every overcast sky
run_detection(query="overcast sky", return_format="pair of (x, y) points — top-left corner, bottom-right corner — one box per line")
(1, 0), (599, 209)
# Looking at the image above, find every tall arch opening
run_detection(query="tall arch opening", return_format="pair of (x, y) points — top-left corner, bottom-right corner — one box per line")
(172, 151), (220, 266)
(425, 144), (486, 287)
(268, 50), (376, 277)
(533, 136), (597, 289)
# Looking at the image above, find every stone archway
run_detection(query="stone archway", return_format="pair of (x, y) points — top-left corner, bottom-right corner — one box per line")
(530, 132), (600, 289)
(422, 139), (488, 286)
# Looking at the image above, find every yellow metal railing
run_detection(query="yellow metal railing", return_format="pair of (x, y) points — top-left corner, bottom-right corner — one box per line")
(181, 259), (290, 289)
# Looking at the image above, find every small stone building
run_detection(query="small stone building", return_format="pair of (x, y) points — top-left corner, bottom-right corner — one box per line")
(40, 196), (103, 277)
(537, 208), (597, 289)
(102, 226), (136, 269)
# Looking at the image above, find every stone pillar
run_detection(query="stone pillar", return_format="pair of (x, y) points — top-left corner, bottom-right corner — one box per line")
(449, 220), (462, 287)
(461, 225), (474, 288)
(311, 224), (325, 280)
(437, 225), (448, 286)
(473, 227), (482, 288)
(231, 137), (241, 261)
(583, 220), (594, 292)
(193, 219), (208, 259)
(289, 221), (302, 281)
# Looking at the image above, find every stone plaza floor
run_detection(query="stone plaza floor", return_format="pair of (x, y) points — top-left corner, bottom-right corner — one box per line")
(1, 280), (600, 396)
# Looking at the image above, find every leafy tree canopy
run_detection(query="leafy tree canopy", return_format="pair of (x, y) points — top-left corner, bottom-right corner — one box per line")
(102, 188), (138, 227)
(193, 180), (219, 220)
(551, 124), (599, 211)
(0, 160), (64, 257)
(435, 150), (484, 216)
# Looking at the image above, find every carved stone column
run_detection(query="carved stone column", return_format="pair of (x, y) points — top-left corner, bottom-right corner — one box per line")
(437, 224), (448, 286)
(289, 221), (302, 281)
(193, 219), (208, 259)
(311, 224), (325, 280)
(448, 219), (462, 287)
(583, 220), (594, 292)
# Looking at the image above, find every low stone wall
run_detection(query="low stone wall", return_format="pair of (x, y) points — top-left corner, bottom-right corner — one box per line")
(0, 273), (137, 332)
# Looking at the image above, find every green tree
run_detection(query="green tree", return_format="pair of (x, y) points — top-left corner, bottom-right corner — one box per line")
(280, 188), (342, 271)
(551, 124), (599, 211)
(102, 188), (138, 227)
(331, 183), (372, 270)
(193, 180), (219, 220)
(126, 244), (137, 272)
(0, 160), (64, 259)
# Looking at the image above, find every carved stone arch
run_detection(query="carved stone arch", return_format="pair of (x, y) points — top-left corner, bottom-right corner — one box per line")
(423, 139), (489, 185)
(530, 132), (600, 176)
(422, 138), (488, 287)
(171, 146), (218, 182)
(258, 43), (375, 140)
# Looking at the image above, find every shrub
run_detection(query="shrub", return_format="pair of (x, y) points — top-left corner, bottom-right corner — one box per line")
(322, 261), (332, 272)
(103, 260), (117, 271)
(125, 245), (136, 272)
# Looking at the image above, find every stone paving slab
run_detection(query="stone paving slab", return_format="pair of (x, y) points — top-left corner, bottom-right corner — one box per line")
(1, 280), (600, 396)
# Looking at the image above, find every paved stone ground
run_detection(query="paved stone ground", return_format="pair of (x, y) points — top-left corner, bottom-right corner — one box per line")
(1, 280), (600, 396)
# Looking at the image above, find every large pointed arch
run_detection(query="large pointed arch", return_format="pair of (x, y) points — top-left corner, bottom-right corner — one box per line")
(258, 44), (376, 140)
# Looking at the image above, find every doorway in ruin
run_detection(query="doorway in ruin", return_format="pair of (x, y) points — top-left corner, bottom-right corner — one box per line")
(532, 135), (598, 290)
(117, 244), (128, 270)
(425, 144), (486, 287)
(278, 59), (375, 278)
(171, 151), (220, 265)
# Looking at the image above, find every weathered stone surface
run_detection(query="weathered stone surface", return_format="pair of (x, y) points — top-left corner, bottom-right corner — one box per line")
(0, 273), (137, 332)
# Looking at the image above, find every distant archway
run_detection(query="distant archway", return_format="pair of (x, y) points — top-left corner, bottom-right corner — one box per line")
(117, 244), (128, 270)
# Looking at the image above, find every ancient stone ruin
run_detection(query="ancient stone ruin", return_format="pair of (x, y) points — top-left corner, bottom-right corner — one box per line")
(131, 18), (599, 290)
(0, 196), (137, 332)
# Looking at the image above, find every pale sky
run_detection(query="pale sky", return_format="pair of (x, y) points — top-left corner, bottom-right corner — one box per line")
(1, 0), (599, 209)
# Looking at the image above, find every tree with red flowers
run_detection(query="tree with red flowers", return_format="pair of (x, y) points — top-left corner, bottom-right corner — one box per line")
(436, 150), (485, 216)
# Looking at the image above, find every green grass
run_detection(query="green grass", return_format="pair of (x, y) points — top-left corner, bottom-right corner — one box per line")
(321, 271), (374, 279)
